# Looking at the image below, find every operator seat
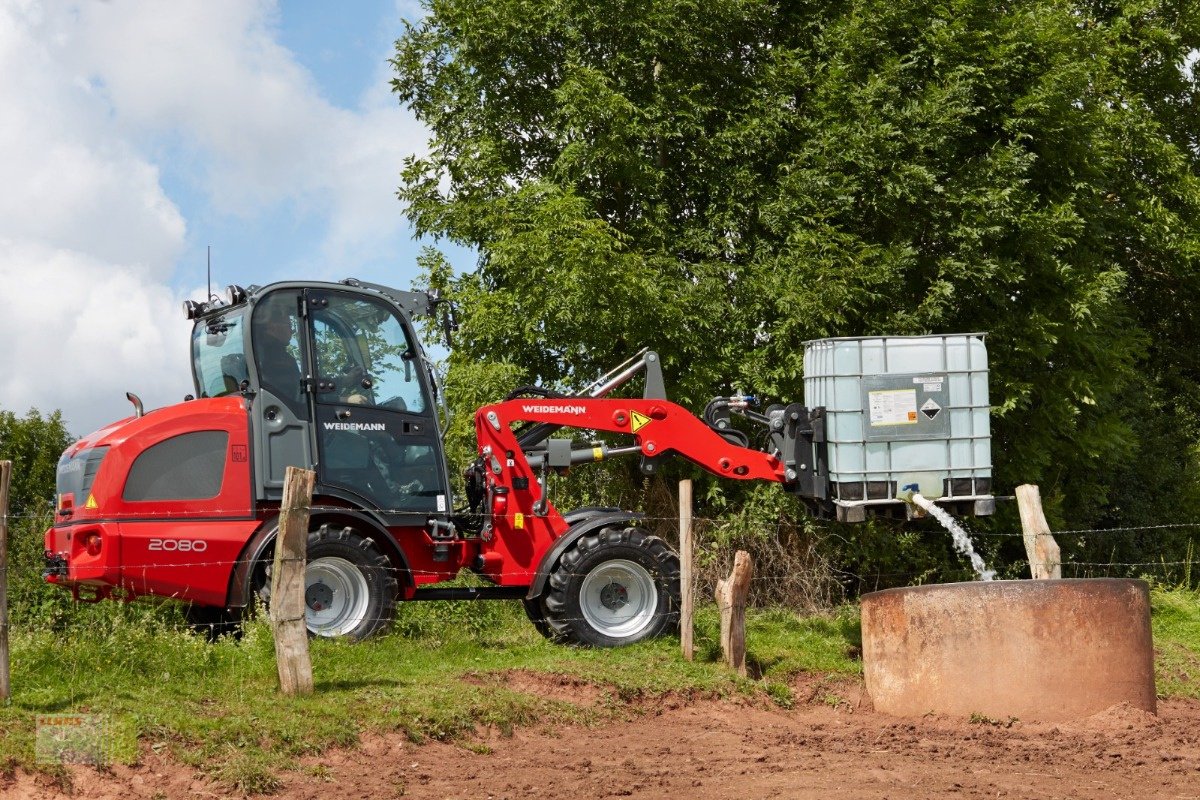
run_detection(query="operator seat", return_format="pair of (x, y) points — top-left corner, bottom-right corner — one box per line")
(219, 353), (249, 395)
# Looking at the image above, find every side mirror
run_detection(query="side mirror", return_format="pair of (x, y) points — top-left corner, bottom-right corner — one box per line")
(429, 292), (459, 350)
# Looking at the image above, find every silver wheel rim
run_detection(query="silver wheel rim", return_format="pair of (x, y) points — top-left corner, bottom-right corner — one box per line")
(579, 558), (658, 639)
(305, 556), (370, 637)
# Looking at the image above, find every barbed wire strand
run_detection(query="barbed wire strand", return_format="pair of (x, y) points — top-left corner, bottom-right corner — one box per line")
(9, 498), (1196, 631)
(11, 507), (1200, 540)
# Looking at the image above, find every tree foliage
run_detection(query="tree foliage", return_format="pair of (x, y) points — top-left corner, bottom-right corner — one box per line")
(0, 407), (75, 626)
(0, 408), (72, 516)
(394, 0), (1200, 527)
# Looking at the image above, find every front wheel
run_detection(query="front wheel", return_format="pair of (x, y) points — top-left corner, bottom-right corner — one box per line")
(542, 526), (680, 647)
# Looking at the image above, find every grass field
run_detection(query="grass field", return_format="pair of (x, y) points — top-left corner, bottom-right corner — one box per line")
(1150, 586), (1200, 699)
(0, 587), (1195, 793)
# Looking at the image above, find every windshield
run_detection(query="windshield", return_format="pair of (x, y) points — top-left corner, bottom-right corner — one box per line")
(192, 310), (249, 398)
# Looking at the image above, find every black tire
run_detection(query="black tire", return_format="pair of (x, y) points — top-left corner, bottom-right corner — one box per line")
(522, 597), (553, 639)
(542, 526), (680, 647)
(258, 524), (398, 640)
(183, 603), (243, 641)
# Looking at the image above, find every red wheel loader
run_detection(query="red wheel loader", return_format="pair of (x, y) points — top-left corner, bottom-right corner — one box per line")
(42, 278), (968, 645)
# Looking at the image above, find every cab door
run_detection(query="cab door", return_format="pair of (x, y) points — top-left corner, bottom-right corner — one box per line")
(305, 288), (451, 524)
(248, 288), (315, 499)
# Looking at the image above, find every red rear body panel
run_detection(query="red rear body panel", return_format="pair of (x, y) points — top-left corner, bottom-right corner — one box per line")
(44, 396), (471, 607)
(44, 397), (258, 603)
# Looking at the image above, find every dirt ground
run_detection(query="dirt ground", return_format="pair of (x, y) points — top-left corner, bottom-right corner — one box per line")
(7, 673), (1200, 799)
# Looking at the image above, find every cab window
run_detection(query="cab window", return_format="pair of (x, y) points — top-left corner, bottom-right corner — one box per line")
(311, 294), (427, 414)
(251, 291), (308, 419)
(191, 312), (248, 398)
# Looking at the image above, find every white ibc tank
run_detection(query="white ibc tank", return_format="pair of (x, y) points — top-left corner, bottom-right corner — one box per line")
(803, 334), (992, 521)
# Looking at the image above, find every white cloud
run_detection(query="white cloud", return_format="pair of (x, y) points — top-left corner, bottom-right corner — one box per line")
(320, 103), (425, 268)
(62, 0), (329, 212)
(60, 0), (424, 245)
(0, 0), (426, 434)
(0, 239), (188, 435)
(0, 1), (186, 272)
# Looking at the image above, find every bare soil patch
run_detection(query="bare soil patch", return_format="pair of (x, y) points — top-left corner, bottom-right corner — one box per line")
(461, 668), (611, 708)
(6, 675), (1200, 799)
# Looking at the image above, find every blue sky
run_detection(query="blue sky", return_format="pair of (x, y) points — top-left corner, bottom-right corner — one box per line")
(169, 0), (438, 291)
(0, 0), (470, 435)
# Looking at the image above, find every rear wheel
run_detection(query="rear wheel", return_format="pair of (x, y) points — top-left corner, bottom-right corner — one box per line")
(304, 525), (398, 639)
(542, 526), (680, 647)
(257, 524), (398, 640)
(183, 603), (242, 641)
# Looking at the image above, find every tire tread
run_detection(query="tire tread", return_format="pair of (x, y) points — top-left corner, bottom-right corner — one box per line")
(540, 525), (680, 647)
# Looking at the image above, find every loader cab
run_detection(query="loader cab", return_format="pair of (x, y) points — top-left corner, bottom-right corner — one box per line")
(190, 281), (451, 523)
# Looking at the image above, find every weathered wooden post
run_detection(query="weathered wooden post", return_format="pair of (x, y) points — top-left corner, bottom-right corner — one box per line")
(678, 479), (694, 661)
(715, 550), (752, 676)
(272, 466), (315, 695)
(0, 460), (11, 702)
(1016, 484), (1061, 579)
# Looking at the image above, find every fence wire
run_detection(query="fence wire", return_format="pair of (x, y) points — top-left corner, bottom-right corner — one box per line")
(12, 505), (1200, 536)
(5, 491), (1197, 613)
(6, 504), (1197, 629)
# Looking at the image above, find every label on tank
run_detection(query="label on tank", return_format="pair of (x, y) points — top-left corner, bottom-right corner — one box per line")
(861, 373), (951, 441)
(868, 389), (918, 426)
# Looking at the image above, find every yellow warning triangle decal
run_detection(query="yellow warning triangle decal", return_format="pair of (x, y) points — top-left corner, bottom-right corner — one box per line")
(85, 494), (98, 509)
(630, 410), (652, 434)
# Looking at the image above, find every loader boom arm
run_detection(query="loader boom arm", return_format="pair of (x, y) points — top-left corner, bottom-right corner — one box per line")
(468, 355), (807, 566)
(476, 396), (786, 488)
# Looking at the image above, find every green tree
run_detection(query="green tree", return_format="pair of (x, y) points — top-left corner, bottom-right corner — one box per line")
(0, 408), (72, 516)
(394, 0), (1200, 530)
(0, 407), (75, 625)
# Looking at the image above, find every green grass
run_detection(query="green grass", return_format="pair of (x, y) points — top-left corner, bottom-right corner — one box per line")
(0, 599), (860, 791)
(1151, 586), (1200, 699)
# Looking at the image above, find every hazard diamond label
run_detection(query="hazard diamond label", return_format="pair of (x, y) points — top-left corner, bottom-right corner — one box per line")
(630, 410), (652, 434)
(921, 398), (942, 420)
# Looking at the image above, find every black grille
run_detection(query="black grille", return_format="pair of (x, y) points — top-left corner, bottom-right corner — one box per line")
(56, 446), (109, 502)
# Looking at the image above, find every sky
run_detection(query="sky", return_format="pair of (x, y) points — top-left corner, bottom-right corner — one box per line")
(0, 0), (468, 437)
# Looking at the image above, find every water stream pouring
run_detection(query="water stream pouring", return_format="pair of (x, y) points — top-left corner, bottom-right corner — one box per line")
(910, 493), (996, 581)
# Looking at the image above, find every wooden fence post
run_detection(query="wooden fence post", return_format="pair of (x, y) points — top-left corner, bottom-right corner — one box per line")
(716, 550), (752, 677)
(0, 461), (11, 702)
(272, 466), (315, 696)
(1016, 484), (1061, 580)
(679, 479), (694, 661)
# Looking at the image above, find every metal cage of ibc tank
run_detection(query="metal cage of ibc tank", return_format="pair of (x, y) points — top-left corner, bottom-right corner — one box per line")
(803, 333), (994, 523)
